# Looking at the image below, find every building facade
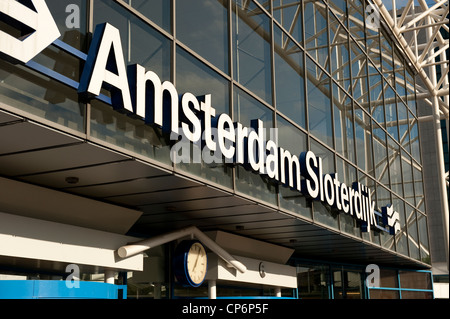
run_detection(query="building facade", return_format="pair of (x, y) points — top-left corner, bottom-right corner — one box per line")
(0, 0), (447, 299)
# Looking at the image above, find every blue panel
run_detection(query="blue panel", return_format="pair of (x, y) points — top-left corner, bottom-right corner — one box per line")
(0, 281), (126, 299)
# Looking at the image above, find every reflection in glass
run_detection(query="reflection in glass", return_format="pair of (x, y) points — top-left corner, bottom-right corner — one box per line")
(273, 0), (303, 45)
(304, 0), (329, 70)
(233, 86), (277, 205)
(307, 64), (333, 147)
(177, 0), (229, 73)
(329, 11), (351, 92)
(176, 48), (232, 188)
(311, 140), (338, 229)
(277, 116), (310, 219)
(274, 25), (306, 128)
(127, 0), (171, 32)
(417, 212), (430, 264)
(47, 0), (88, 51)
(0, 60), (85, 132)
(232, 0), (272, 103)
(406, 206), (420, 260)
(372, 122), (389, 185)
(94, 0), (171, 81)
(333, 84), (355, 162)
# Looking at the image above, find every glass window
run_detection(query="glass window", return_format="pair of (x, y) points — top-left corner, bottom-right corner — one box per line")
(307, 66), (333, 147)
(354, 106), (372, 173)
(304, 0), (329, 70)
(333, 268), (365, 299)
(233, 86), (277, 205)
(398, 102), (410, 153)
(393, 51), (406, 101)
(384, 85), (399, 141)
(177, 0), (229, 73)
(0, 61), (85, 133)
(380, 32), (394, 86)
(90, 99), (171, 164)
(46, 0), (88, 51)
(277, 115), (311, 219)
(333, 83), (355, 162)
(417, 212), (430, 264)
(372, 122), (389, 185)
(126, 0), (171, 33)
(232, 0), (272, 104)
(297, 264), (331, 299)
(350, 42), (369, 107)
(401, 151), (415, 206)
(413, 166), (425, 211)
(392, 196), (408, 256)
(329, 12), (351, 92)
(328, 0), (348, 27)
(347, 0), (365, 50)
(387, 137), (403, 196)
(274, 25), (306, 128)
(311, 140), (338, 229)
(405, 69), (416, 115)
(273, 0), (303, 45)
(176, 47), (232, 188)
(369, 72), (385, 126)
(410, 118), (421, 164)
(94, 0), (171, 81)
(406, 205), (420, 260)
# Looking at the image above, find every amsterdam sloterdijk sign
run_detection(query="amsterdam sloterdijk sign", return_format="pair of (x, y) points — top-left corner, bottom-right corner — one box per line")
(0, 1), (400, 235)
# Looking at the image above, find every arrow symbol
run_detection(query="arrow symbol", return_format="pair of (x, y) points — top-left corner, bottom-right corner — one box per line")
(0, 0), (60, 64)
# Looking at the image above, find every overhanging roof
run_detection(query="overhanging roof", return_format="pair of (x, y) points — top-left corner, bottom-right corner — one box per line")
(0, 109), (429, 269)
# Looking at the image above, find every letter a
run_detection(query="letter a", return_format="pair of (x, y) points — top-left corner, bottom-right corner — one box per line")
(78, 23), (133, 113)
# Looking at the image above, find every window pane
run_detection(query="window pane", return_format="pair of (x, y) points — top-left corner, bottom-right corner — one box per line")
(47, 0), (88, 51)
(329, 12), (351, 92)
(372, 122), (389, 185)
(297, 264), (330, 299)
(304, 0), (329, 70)
(417, 212), (431, 264)
(177, 0), (229, 73)
(94, 0), (171, 81)
(387, 137), (403, 196)
(277, 116), (311, 219)
(333, 84), (355, 162)
(127, 0), (171, 33)
(311, 140), (338, 229)
(274, 25), (306, 128)
(90, 99), (171, 164)
(406, 206), (420, 260)
(0, 61), (85, 132)
(232, 0), (272, 103)
(233, 86), (277, 205)
(307, 65), (332, 146)
(273, 0), (303, 45)
(176, 48), (232, 188)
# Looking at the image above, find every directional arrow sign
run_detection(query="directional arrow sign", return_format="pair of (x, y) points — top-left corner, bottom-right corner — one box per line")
(0, 0), (60, 64)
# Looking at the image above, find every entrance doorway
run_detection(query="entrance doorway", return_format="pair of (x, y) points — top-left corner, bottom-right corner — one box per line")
(332, 268), (366, 299)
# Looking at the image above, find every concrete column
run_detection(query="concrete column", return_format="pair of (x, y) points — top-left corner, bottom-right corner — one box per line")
(275, 287), (281, 297)
(104, 269), (115, 284)
(208, 280), (217, 299)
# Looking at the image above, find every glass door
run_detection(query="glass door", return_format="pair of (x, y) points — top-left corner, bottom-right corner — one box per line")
(332, 268), (365, 299)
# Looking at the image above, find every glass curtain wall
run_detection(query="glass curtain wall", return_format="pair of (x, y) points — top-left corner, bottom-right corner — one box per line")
(0, 0), (430, 263)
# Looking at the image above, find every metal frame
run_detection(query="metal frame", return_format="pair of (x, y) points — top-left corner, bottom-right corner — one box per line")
(370, 0), (449, 269)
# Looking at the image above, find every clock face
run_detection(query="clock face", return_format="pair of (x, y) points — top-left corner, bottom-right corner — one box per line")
(186, 242), (207, 285)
